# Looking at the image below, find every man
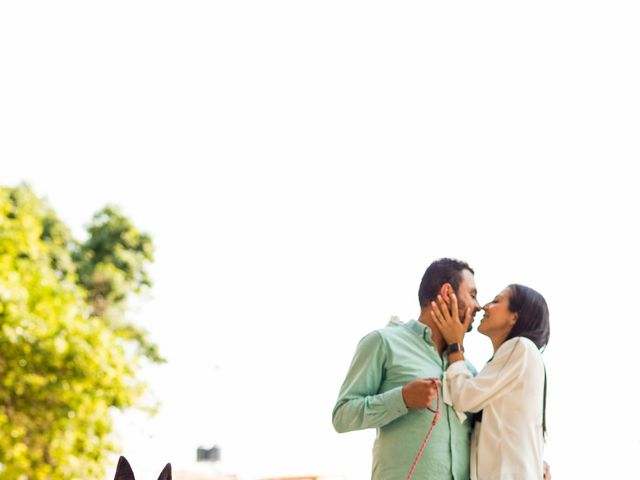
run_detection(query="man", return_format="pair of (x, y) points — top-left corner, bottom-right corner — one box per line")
(332, 258), (481, 480)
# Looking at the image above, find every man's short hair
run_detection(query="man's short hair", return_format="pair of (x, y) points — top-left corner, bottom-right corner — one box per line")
(418, 258), (474, 308)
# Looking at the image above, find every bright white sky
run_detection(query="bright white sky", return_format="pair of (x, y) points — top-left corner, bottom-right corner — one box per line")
(2, 2), (639, 479)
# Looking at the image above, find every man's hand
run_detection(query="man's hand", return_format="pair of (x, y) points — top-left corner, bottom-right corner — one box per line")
(543, 461), (551, 480)
(402, 378), (441, 409)
(430, 293), (472, 345)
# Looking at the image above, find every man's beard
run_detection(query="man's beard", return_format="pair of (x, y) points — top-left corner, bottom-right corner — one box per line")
(458, 299), (474, 332)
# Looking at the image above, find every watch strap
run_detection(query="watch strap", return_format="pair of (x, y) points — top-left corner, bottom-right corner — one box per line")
(446, 342), (464, 355)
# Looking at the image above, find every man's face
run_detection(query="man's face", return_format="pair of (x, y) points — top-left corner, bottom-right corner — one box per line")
(455, 269), (481, 330)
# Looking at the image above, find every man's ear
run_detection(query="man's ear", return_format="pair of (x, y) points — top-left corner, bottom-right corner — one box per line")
(439, 283), (453, 304)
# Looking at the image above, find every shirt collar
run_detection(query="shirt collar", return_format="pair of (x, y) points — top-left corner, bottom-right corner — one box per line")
(406, 319), (435, 346)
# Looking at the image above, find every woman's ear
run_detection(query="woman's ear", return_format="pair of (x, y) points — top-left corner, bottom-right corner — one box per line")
(510, 312), (519, 326)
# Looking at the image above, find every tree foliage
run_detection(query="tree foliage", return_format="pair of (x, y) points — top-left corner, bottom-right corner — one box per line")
(0, 184), (161, 479)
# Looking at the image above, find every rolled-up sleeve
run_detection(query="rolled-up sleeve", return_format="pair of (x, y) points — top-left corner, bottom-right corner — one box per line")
(332, 331), (408, 433)
(444, 338), (528, 413)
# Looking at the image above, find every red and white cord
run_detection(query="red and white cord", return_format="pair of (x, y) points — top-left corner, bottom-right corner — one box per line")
(406, 385), (441, 480)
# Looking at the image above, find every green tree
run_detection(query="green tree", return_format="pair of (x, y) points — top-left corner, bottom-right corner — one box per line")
(72, 206), (162, 363)
(0, 184), (161, 480)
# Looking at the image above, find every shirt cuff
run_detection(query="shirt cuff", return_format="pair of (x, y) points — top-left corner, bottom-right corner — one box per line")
(446, 359), (473, 378)
(381, 386), (408, 417)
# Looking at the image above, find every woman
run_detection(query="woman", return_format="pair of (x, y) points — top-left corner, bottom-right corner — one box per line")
(430, 284), (550, 480)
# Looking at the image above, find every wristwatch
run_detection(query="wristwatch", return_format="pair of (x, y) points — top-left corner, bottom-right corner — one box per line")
(446, 342), (464, 355)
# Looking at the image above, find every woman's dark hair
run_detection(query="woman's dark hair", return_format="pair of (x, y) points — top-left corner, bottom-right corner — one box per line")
(505, 283), (550, 438)
(418, 258), (474, 308)
(505, 284), (550, 350)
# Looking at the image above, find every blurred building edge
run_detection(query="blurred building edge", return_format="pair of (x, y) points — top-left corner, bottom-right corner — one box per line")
(387, 315), (403, 326)
(172, 446), (235, 480)
(259, 477), (346, 480)
(197, 446), (221, 463)
(173, 471), (237, 480)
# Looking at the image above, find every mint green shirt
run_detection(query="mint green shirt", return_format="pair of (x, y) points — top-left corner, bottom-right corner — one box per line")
(332, 320), (474, 480)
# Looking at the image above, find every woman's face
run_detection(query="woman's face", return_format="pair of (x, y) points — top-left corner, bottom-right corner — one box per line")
(478, 287), (518, 338)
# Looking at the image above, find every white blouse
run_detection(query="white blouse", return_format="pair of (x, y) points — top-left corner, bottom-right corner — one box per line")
(444, 337), (546, 480)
